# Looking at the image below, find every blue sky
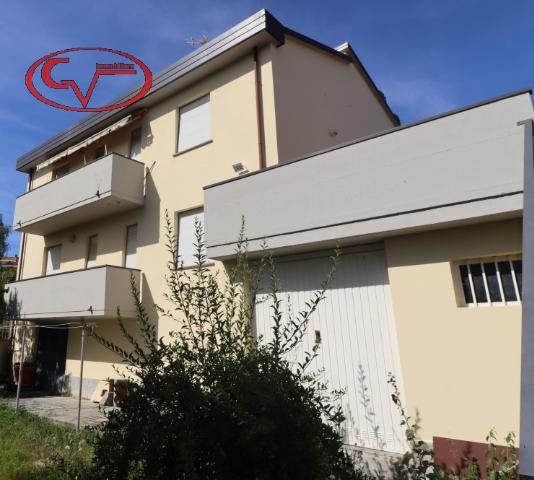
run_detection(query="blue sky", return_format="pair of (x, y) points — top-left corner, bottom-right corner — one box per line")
(1, 0), (533, 255)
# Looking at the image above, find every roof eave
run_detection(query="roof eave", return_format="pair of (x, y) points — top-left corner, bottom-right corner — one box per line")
(16, 9), (285, 173)
(335, 42), (400, 126)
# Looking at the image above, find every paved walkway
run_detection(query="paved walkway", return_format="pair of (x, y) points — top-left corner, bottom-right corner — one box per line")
(6, 395), (115, 428)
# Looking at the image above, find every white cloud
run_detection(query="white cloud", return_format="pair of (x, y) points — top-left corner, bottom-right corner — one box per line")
(0, 109), (48, 133)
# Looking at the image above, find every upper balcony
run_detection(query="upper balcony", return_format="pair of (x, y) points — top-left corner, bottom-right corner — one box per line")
(14, 153), (145, 235)
(5, 265), (140, 322)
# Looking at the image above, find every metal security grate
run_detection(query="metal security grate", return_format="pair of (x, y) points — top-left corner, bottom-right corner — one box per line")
(459, 257), (522, 306)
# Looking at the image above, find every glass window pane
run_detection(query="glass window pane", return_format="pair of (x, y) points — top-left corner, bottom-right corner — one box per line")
(178, 210), (206, 267)
(459, 265), (474, 304)
(498, 261), (517, 302)
(125, 225), (138, 268)
(46, 245), (61, 275)
(483, 263), (502, 302)
(469, 264), (488, 303)
(512, 260), (522, 300)
(129, 129), (142, 160)
(86, 236), (98, 268)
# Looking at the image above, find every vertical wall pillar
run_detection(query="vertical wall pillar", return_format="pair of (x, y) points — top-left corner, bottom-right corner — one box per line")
(520, 118), (534, 478)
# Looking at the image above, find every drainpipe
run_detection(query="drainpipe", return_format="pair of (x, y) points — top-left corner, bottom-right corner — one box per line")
(519, 118), (534, 479)
(253, 47), (266, 170)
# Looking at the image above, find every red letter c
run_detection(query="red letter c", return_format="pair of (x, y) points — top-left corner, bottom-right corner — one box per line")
(41, 57), (70, 89)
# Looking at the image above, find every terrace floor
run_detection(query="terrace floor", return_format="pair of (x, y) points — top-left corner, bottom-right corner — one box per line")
(6, 395), (114, 428)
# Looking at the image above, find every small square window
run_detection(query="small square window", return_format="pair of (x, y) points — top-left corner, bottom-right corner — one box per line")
(497, 261), (518, 302)
(457, 256), (522, 307)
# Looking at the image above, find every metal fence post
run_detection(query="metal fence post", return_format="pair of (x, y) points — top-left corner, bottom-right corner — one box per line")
(76, 326), (86, 432)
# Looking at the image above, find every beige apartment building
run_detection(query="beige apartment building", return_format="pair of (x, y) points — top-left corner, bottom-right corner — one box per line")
(6, 9), (534, 472)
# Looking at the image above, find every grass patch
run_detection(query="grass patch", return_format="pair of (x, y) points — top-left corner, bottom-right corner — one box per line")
(0, 401), (94, 479)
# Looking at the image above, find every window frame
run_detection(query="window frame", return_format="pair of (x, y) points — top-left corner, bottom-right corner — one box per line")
(124, 224), (138, 269)
(43, 244), (62, 276)
(175, 94), (212, 155)
(455, 255), (522, 307)
(175, 208), (211, 269)
(129, 127), (142, 161)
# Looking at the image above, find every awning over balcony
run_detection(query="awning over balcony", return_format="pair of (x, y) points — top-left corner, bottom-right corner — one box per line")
(35, 114), (139, 171)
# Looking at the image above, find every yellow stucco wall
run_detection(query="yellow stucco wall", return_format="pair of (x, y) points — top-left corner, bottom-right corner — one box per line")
(385, 218), (522, 444)
(16, 41), (400, 396)
(20, 52), (264, 386)
(271, 35), (395, 163)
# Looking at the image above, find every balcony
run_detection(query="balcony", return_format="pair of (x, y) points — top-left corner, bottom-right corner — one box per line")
(5, 265), (140, 322)
(204, 94), (527, 259)
(14, 153), (145, 235)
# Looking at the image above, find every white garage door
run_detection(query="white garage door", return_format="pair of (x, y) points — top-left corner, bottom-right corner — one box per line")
(254, 247), (406, 453)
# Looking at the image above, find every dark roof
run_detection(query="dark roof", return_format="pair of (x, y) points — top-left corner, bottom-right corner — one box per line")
(204, 87), (533, 190)
(16, 9), (398, 172)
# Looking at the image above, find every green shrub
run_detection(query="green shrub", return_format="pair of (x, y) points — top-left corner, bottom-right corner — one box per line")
(89, 216), (358, 479)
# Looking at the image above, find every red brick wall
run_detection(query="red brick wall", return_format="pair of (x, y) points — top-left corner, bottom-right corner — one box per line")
(433, 436), (517, 479)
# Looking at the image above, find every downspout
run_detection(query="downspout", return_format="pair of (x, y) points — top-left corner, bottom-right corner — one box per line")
(253, 47), (266, 170)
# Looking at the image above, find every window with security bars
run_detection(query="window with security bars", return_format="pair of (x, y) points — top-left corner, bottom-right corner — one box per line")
(458, 257), (522, 306)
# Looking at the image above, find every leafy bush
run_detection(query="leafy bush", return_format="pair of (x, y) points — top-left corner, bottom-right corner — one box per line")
(86, 215), (520, 480)
(89, 216), (358, 479)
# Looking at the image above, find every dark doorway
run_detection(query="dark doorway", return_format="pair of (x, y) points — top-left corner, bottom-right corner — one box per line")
(34, 327), (68, 394)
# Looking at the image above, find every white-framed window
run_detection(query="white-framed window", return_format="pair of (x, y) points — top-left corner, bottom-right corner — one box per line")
(177, 209), (206, 267)
(177, 95), (211, 153)
(45, 244), (62, 275)
(86, 235), (98, 268)
(458, 256), (522, 307)
(129, 128), (142, 160)
(125, 224), (138, 268)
